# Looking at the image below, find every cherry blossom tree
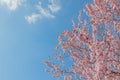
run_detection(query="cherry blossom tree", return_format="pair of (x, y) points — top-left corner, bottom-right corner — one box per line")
(45, 0), (120, 80)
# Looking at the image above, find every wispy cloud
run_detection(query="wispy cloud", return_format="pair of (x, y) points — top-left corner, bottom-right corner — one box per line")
(0, 0), (25, 10)
(36, 2), (55, 18)
(25, 0), (61, 24)
(25, 13), (41, 24)
(48, 0), (61, 13)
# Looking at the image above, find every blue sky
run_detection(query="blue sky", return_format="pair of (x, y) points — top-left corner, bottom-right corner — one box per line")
(0, 0), (92, 80)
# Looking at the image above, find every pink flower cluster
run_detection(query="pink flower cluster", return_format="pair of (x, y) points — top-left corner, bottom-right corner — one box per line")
(45, 0), (120, 80)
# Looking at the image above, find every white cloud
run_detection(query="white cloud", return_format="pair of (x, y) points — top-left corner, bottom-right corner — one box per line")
(0, 0), (24, 10)
(48, 4), (61, 13)
(36, 2), (55, 18)
(25, 0), (61, 24)
(48, 0), (61, 13)
(25, 13), (41, 24)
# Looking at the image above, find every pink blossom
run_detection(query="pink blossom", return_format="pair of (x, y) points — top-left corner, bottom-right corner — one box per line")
(45, 0), (120, 80)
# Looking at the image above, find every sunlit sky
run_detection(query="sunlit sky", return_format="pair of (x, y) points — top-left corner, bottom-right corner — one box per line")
(0, 0), (92, 80)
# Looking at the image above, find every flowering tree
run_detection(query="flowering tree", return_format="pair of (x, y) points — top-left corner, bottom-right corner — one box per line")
(45, 0), (120, 80)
